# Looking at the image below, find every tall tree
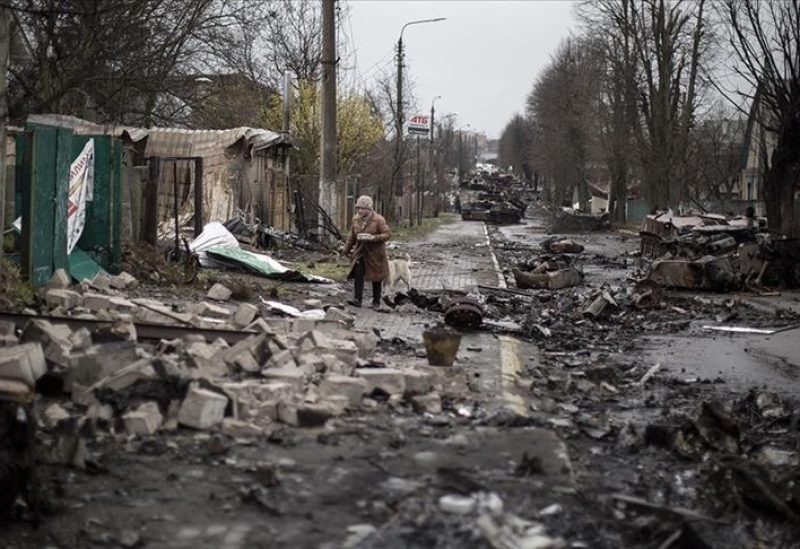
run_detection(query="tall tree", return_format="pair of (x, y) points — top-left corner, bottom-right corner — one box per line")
(724, 0), (800, 235)
(497, 114), (532, 181)
(581, 0), (640, 224)
(629, 0), (707, 210)
(527, 36), (604, 210)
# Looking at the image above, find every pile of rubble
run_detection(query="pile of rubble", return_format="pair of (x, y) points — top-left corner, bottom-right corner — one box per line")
(640, 210), (800, 289)
(0, 269), (452, 514)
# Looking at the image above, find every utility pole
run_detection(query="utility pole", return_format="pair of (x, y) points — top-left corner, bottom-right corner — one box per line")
(0, 7), (9, 260)
(416, 135), (422, 226)
(428, 96), (440, 219)
(392, 36), (404, 225)
(319, 0), (337, 239)
(392, 18), (445, 224)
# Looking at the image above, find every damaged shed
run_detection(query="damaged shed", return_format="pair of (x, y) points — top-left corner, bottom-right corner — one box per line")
(26, 115), (294, 244)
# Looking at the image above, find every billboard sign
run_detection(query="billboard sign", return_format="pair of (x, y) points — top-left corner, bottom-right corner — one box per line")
(407, 114), (430, 136)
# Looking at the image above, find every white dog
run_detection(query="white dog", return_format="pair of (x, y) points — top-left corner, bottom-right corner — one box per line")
(385, 253), (413, 293)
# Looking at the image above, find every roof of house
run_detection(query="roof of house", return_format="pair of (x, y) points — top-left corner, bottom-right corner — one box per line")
(26, 114), (292, 158)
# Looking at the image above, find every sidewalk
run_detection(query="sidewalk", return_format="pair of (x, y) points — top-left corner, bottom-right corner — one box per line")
(353, 219), (500, 339)
(353, 218), (534, 415)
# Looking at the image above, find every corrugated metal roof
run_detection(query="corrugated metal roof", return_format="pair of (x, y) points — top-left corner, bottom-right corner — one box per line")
(26, 114), (292, 158)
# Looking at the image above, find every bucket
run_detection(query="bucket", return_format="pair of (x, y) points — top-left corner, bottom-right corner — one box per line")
(422, 328), (462, 366)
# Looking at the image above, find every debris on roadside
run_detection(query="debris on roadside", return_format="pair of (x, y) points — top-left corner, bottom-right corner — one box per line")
(639, 209), (800, 289)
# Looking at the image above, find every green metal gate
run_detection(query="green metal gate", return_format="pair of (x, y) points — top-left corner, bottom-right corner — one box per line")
(17, 123), (122, 286)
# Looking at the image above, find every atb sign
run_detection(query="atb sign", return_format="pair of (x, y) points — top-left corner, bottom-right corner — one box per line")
(407, 114), (430, 136)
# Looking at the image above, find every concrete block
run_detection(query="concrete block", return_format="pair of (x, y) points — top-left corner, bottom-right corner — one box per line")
(230, 351), (260, 373)
(298, 330), (332, 352)
(47, 269), (71, 289)
(326, 339), (360, 368)
(110, 271), (138, 289)
(82, 293), (112, 311)
(92, 358), (157, 392)
(123, 402), (163, 435)
(410, 393), (442, 414)
(277, 401), (298, 426)
(21, 319), (74, 367)
(185, 341), (228, 378)
(303, 299), (323, 309)
(45, 289), (81, 309)
(404, 370), (435, 395)
(318, 375), (367, 407)
(192, 301), (232, 319)
(223, 334), (268, 369)
(91, 272), (112, 291)
(0, 342), (47, 388)
(207, 283), (232, 302)
(263, 348), (296, 370)
(234, 303), (259, 327)
(351, 332), (380, 358)
(324, 307), (355, 327)
(246, 400), (278, 422)
(261, 367), (306, 393)
(178, 385), (229, 430)
(357, 368), (406, 396)
(222, 418), (264, 438)
(93, 320), (137, 343)
(323, 395), (349, 416)
(245, 318), (273, 334)
(68, 328), (92, 351)
(65, 341), (138, 391)
(296, 403), (333, 427)
(254, 381), (295, 402)
(43, 403), (70, 429)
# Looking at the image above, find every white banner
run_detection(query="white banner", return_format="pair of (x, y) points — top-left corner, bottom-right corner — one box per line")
(67, 140), (95, 253)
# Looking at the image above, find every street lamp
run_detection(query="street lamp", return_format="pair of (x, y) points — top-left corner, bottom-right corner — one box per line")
(390, 17), (446, 223)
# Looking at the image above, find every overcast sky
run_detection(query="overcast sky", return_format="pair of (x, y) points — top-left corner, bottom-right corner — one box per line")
(346, 0), (579, 140)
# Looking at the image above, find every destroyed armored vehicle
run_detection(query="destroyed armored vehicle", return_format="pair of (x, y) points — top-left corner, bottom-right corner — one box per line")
(461, 200), (524, 225)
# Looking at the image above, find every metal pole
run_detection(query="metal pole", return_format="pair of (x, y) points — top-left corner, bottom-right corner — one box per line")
(319, 0), (337, 239)
(428, 97), (438, 219)
(173, 161), (179, 253)
(193, 158), (203, 237)
(414, 135), (420, 225)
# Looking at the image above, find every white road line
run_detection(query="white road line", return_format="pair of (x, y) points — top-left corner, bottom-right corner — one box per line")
(483, 223), (507, 289)
(499, 335), (529, 417)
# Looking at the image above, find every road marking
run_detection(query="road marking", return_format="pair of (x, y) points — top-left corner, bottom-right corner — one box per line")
(499, 335), (528, 417)
(483, 223), (507, 289)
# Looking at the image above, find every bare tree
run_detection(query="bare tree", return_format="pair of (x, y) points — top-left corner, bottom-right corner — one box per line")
(724, 0), (800, 235)
(580, 0), (641, 224)
(497, 114), (532, 181)
(527, 36), (604, 210)
(8, 0), (262, 126)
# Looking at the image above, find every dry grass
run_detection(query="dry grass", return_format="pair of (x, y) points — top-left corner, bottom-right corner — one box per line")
(0, 259), (37, 310)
